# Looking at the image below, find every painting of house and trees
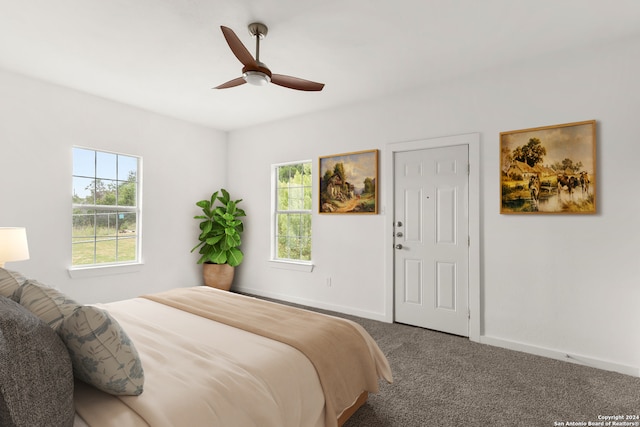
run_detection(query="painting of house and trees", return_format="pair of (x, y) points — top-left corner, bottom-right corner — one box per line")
(319, 149), (378, 214)
(500, 120), (596, 214)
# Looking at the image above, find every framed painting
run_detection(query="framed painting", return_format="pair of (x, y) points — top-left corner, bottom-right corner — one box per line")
(319, 149), (378, 214)
(500, 120), (596, 214)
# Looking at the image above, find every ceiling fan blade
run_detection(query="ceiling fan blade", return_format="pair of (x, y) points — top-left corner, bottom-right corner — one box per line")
(220, 26), (257, 67)
(271, 74), (325, 91)
(214, 77), (246, 89)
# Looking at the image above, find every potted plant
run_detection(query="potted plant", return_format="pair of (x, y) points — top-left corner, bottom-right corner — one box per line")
(191, 189), (245, 290)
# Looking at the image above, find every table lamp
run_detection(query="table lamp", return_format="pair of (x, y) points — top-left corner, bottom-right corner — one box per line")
(0, 227), (30, 268)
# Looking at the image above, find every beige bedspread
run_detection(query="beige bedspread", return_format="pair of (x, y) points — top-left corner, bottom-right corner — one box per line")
(143, 287), (393, 427)
(74, 287), (392, 427)
(75, 297), (328, 427)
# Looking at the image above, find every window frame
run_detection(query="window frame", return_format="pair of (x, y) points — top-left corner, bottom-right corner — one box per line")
(70, 146), (142, 272)
(270, 160), (313, 271)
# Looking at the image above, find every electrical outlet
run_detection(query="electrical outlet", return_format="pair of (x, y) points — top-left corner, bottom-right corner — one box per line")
(326, 277), (332, 287)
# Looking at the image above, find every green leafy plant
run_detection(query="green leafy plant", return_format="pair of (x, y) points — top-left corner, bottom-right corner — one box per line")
(191, 189), (245, 266)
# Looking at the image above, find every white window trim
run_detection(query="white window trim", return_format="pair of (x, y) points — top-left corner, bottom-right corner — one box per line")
(268, 260), (314, 273)
(270, 160), (314, 270)
(68, 262), (143, 278)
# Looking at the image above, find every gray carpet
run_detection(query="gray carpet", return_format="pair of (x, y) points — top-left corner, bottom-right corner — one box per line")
(309, 307), (640, 427)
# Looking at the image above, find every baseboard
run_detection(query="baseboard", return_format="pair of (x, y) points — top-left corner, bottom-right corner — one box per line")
(235, 286), (390, 323)
(236, 286), (638, 377)
(480, 335), (639, 378)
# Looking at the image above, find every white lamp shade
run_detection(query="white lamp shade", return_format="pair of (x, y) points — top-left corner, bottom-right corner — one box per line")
(0, 227), (30, 265)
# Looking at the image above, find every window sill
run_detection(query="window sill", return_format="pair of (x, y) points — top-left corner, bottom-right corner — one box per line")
(268, 260), (314, 273)
(68, 262), (143, 279)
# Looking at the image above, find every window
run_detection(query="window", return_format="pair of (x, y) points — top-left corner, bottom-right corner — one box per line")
(72, 147), (141, 267)
(273, 161), (312, 263)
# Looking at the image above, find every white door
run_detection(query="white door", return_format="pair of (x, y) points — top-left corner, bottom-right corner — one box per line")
(394, 144), (469, 336)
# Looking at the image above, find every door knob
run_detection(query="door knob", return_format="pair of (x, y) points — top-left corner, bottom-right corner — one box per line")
(395, 244), (403, 250)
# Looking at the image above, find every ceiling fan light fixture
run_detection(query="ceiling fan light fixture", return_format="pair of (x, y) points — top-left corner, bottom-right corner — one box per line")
(243, 70), (271, 86)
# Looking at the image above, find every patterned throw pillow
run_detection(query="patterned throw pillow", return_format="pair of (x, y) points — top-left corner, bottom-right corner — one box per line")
(60, 305), (144, 396)
(0, 268), (26, 301)
(18, 280), (79, 331)
(0, 296), (75, 427)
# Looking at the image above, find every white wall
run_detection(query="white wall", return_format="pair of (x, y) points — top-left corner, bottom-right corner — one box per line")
(0, 69), (228, 303)
(228, 34), (640, 375)
(1, 33), (637, 376)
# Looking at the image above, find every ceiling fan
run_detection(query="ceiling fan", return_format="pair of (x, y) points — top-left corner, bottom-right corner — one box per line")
(214, 23), (325, 92)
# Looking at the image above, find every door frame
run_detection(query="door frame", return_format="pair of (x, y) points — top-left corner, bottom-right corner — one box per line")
(384, 133), (481, 342)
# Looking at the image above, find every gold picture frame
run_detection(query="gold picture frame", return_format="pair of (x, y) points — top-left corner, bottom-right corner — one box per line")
(500, 120), (596, 214)
(319, 149), (378, 214)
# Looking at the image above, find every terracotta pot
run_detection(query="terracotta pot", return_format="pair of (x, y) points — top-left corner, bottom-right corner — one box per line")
(202, 263), (235, 291)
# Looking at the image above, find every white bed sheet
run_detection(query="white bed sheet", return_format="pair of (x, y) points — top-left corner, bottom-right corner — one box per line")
(74, 298), (326, 427)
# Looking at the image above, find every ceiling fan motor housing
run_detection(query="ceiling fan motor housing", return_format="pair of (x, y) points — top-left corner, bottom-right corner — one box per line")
(248, 22), (268, 39)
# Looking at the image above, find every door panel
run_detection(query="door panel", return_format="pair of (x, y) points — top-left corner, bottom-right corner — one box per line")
(404, 259), (422, 304)
(394, 144), (469, 336)
(437, 187), (456, 244)
(404, 189), (422, 241)
(436, 261), (456, 310)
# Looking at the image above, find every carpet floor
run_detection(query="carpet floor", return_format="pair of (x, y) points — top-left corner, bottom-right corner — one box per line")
(321, 310), (640, 427)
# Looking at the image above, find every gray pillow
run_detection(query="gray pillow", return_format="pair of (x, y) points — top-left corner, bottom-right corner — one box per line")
(0, 296), (75, 427)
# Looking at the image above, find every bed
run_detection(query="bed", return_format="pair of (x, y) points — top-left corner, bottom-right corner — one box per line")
(0, 268), (392, 427)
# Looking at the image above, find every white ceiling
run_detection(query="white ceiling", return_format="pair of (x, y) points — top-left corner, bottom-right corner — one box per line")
(1, 0), (640, 131)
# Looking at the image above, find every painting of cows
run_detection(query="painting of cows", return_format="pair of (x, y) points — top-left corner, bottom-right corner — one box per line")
(500, 120), (596, 214)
